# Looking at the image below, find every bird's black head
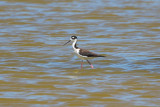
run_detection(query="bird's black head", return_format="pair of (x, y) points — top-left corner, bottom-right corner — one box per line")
(70, 36), (77, 40)
(63, 36), (77, 46)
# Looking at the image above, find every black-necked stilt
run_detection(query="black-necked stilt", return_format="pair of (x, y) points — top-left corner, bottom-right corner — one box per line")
(64, 36), (105, 69)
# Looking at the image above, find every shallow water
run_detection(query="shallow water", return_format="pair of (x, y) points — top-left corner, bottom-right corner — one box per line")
(0, 0), (160, 107)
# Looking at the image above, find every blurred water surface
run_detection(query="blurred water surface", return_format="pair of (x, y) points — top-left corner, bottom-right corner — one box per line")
(0, 0), (160, 107)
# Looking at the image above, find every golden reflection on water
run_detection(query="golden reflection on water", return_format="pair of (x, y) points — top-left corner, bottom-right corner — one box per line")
(0, 0), (160, 106)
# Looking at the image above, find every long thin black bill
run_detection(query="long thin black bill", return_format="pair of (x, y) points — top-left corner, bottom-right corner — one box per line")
(63, 40), (71, 46)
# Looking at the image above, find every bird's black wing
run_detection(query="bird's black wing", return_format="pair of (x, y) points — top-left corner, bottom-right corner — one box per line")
(79, 48), (105, 57)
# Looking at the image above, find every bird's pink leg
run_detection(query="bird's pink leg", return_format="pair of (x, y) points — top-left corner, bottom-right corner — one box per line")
(90, 64), (94, 69)
(81, 60), (83, 69)
(86, 59), (94, 69)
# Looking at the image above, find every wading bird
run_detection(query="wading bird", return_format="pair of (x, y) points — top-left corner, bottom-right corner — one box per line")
(64, 36), (105, 69)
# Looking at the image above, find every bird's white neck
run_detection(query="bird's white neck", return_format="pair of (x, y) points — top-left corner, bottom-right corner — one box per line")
(72, 39), (78, 50)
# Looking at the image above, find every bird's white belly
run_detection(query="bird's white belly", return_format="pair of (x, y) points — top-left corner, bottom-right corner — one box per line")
(74, 48), (87, 60)
(73, 48), (95, 60)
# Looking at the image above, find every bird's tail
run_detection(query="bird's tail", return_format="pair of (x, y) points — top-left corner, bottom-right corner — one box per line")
(97, 55), (106, 57)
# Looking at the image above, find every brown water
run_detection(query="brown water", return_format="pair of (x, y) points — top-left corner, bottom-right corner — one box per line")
(0, 0), (160, 107)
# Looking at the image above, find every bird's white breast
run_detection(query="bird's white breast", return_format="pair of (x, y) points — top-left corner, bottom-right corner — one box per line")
(72, 39), (87, 59)
(74, 48), (80, 55)
(74, 48), (87, 59)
